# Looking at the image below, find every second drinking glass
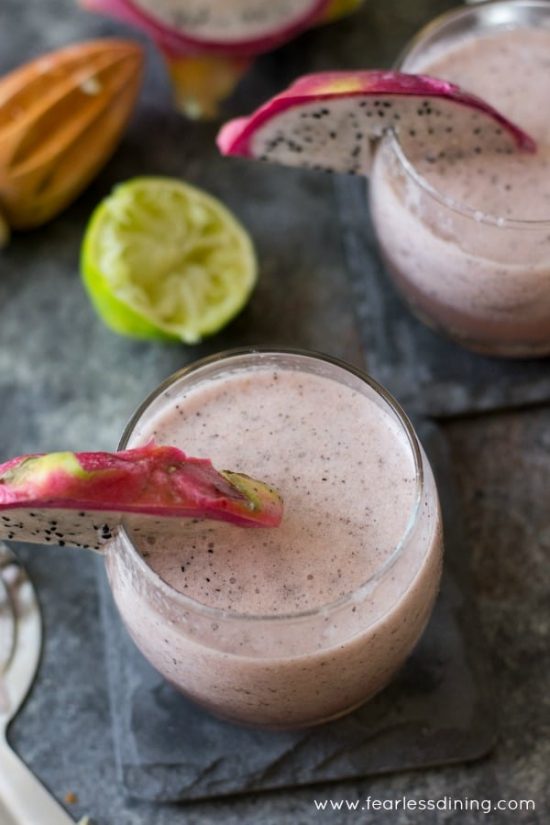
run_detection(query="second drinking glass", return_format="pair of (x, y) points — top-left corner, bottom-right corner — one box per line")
(370, 0), (550, 357)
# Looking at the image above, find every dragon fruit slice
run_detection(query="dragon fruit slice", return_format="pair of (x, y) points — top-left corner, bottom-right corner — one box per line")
(217, 70), (536, 175)
(0, 445), (283, 552)
(82, 0), (329, 54)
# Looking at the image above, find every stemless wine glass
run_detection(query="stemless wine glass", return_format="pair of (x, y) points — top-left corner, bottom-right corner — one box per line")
(105, 349), (443, 729)
(370, 0), (550, 357)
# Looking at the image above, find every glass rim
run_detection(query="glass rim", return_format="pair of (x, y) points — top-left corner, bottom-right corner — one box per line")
(389, 0), (550, 230)
(116, 346), (426, 624)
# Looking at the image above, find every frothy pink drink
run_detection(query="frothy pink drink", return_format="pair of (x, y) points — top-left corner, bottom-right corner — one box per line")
(370, 1), (550, 356)
(107, 351), (442, 728)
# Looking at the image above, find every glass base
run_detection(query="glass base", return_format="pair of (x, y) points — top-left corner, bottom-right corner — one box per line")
(408, 300), (550, 359)
(382, 256), (550, 359)
(168, 682), (394, 731)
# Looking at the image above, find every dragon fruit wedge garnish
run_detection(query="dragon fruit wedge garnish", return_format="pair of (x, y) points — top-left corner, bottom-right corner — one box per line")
(0, 445), (283, 552)
(217, 70), (536, 175)
(80, 0), (364, 118)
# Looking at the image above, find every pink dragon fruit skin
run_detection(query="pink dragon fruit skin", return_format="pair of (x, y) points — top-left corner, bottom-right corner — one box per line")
(0, 445), (283, 551)
(81, 0), (330, 56)
(217, 69), (536, 174)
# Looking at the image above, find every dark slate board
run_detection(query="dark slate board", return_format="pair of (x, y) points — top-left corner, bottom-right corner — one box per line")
(336, 177), (550, 418)
(98, 422), (496, 803)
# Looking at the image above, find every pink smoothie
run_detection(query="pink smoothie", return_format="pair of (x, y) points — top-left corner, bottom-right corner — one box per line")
(107, 355), (442, 727)
(370, 15), (550, 356)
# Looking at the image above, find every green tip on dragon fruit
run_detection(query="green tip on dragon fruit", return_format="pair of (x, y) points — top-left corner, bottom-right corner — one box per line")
(0, 444), (283, 551)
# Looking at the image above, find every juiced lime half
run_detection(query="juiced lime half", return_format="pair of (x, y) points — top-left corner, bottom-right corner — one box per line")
(81, 177), (257, 343)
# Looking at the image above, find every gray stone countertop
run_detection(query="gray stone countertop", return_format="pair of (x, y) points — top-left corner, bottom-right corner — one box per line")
(0, 0), (549, 823)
